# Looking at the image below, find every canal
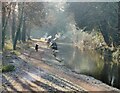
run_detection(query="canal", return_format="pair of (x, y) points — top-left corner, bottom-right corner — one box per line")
(57, 43), (120, 89)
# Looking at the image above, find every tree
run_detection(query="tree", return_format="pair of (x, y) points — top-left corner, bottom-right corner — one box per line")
(2, 3), (11, 51)
(11, 2), (16, 44)
(69, 2), (119, 47)
(13, 3), (24, 50)
(21, 11), (26, 42)
(2, 2), (46, 50)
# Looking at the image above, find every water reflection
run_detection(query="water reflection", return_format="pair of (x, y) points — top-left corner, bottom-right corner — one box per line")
(58, 43), (120, 89)
(101, 61), (120, 89)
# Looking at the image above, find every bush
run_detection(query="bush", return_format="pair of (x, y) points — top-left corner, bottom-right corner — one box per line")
(2, 64), (15, 72)
(112, 48), (120, 61)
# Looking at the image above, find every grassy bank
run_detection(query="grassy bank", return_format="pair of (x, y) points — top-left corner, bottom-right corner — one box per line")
(2, 40), (33, 73)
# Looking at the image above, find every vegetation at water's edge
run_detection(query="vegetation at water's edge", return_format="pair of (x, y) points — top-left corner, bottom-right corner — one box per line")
(74, 30), (120, 62)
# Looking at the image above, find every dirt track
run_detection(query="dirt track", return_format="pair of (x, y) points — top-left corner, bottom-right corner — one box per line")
(2, 41), (120, 92)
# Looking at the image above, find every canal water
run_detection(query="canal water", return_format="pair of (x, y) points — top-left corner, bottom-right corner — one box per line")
(57, 43), (120, 89)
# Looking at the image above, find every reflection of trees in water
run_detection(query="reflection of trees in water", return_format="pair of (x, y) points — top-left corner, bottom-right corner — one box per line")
(61, 45), (120, 89)
(101, 61), (119, 89)
(118, 64), (120, 89)
(103, 48), (112, 62)
(100, 49), (120, 88)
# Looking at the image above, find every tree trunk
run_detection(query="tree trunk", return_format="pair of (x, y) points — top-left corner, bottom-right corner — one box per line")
(21, 12), (26, 42)
(99, 20), (111, 47)
(11, 3), (16, 44)
(2, 3), (11, 51)
(2, 3), (6, 51)
(13, 3), (24, 50)
(27, 26), (31, 40)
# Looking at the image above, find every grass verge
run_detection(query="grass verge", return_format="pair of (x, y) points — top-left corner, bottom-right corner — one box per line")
(2, 64), (15, 72)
